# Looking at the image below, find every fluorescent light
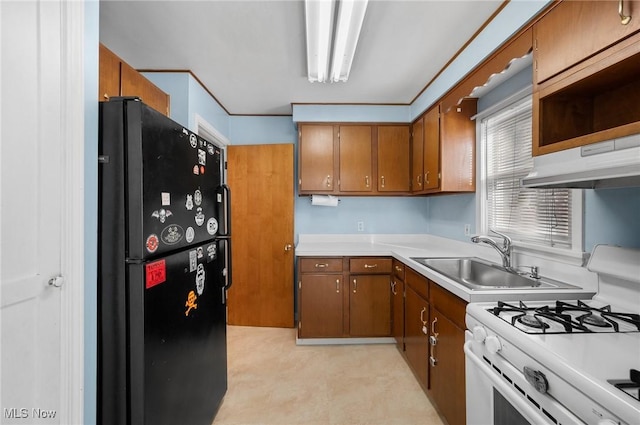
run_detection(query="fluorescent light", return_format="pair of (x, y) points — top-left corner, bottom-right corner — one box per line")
(305, 0), (368, 83)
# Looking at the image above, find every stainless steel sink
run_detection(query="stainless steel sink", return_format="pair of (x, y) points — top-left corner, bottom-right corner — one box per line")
(410, 257), (578, 290)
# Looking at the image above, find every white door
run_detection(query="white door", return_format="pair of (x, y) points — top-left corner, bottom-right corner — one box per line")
(0, 1), (85, 424)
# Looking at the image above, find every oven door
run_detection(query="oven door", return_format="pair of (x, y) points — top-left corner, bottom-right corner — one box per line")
(464, 331), (585, 425)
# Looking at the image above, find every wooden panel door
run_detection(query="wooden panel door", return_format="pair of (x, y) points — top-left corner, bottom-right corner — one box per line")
(377, 125), (410, 192)
(534, 0), (640, 83)
(299, 274), (344, 338)
(339, 125), (373, 192)
(411, 117), (424, 193)
(423, 106), (440, 191)
(227, 144), (294, 327)
(349, 275), (391, 336)
(440, 98), (476, 192)
(298, 124), (336, 193)
(120, 61), (170, 116)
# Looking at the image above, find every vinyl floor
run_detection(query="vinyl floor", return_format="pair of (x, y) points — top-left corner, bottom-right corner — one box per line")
(211, 325), (445, 425)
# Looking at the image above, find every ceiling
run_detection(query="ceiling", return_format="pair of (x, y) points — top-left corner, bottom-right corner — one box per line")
(99, 0), (504, 116)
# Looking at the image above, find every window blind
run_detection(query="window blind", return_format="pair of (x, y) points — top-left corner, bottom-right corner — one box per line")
(482, 98), (572, 249)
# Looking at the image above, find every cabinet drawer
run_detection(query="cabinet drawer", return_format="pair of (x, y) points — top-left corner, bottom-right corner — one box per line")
(405, 267), (428, 300)
(299, 258), (343, 273)
(349, 258), (392, 274)
(429, 282), (467, 329)
(392, 259), (405, 280)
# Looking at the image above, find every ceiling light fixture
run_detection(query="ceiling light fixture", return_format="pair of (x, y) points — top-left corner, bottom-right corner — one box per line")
(305, 0), (369, 83)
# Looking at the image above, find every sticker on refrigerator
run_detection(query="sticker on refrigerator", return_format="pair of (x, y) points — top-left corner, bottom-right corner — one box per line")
(198, 149), (206, 166)
(189, 249), (197, 272)
(196, 246), (204, 259)
(189, 133), (197, 148)
(152, 208), (172, 223)
(207, 244), (216, 262)
(195, 263), (205, 295)
(146, 234), (159, 253)
(195, 207), (205, 226)
(161, 225), (184, 245)
(161, 192), (171, 206)
(185, 290), (198, 316)
(193, 165), (200, 175)
(185, 194), (194, 211)
(207, 144), (214, 155)
(185, 226), (195, 243)
(200, 166), (205, 175)
(206, 218), (218, 235)
(194, 190), (202, 206)
(145, 259), (166, 289)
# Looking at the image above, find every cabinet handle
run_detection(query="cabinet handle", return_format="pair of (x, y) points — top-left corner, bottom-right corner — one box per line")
(394, 265), (403, 272)
(391, 280), (397, 295)
(425, 171), (430, 185)
(326, 175), (332, 188)
(431, 316), (438, 336)
(619, 0), (632, 25)
(103, 93), (110, 100)
(417, 174), (422, 186)
(364, 264), (378, 269)
(314, 263), (329, 268)
(365, 175), (370, 188)
(381, 176), (385, 188)
(336, 279), (340, 293)
(429, 355), (438, 367)
(420, 307), (427, 325)
(352, 278), (357, 293)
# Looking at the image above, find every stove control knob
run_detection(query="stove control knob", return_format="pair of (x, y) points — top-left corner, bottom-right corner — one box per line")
(524, 366), (548, 394)
(472, 326), (487, 343)
(485, 335), (502, 354)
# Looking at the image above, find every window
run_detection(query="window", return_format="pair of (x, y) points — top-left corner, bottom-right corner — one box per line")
(479, 95), (580, 252)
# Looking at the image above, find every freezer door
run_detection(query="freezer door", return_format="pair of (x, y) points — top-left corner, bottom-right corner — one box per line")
(123, 100), (224, 259)
(128, 240), (228, 425)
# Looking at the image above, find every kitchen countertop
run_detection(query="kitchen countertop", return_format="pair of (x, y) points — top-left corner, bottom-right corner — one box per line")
(295, 234), (597, 303)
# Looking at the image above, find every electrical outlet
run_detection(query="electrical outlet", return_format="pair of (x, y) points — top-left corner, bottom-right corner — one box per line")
(464, 224), (471, 236)
(357, 221), (364, 232)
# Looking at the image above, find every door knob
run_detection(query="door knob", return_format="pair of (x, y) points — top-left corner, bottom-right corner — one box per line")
(284, 244), (293, 251)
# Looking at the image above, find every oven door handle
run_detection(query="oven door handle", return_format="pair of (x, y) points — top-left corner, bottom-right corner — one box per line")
(464, 341), (545, 423)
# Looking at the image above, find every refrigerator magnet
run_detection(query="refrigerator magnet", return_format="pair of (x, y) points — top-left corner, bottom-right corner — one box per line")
(146, 234), (159, 253)
(189, 133), (197, 148)
(161, 225), (184, 245)
(145, 259), (166, 289)
(185, 194), (194, 211)
(185, 291), (198, 316)
(206, 218), (218, 236)
(195, 263), (205, 295)
(185, 227), (195, 243)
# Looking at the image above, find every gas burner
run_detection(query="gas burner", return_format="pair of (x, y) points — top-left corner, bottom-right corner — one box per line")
(579, 313), (612, 328)
(516, 314), (550, 329)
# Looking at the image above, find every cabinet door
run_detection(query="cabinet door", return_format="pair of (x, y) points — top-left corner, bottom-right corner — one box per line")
(299, 124), (336, 193)
(404, 285), (428, 390)
(429, 307), (466, 425)
(99, 44), (121, 102)
(423, 106), (440, 190)
(391, 277), (404, 349)
(377, 125), (410, 192)
(120, 61), (170, 116)
(339, 125), (373, 192)
(349, 275), (391, 337)
(411, 117), (424, 192)
(440, 98), (476, 193)
(299, 274), (343, 338)
(535, 0), (640, 83)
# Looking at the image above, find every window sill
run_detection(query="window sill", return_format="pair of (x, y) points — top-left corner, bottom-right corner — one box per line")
(512, 241), (589, 267)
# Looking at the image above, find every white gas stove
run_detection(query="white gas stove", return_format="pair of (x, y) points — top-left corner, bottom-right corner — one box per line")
(465, 245), (640, 425)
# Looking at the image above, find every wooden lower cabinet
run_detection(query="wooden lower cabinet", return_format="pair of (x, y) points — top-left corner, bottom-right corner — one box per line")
(404, 284), (429, 391)
(298, 274), (343, 338)
(391, 259), (405, 349)
(349, 274), (391, 336)
(297, 256), (392, 339)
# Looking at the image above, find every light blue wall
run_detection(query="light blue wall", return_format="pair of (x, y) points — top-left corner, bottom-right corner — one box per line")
(85, 1), (99, 423)
(142, 72), (190, 128)
(584, 188), (640, 252)
(229, 116), (297, 145)
(427, 194), (476, 242)
(188, 75), (229, 138)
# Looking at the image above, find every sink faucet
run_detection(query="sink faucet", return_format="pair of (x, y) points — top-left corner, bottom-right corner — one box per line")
(471, 229), (513, 270)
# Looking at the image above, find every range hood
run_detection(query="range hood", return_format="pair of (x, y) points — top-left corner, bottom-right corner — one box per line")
(522, 133), (640, 189)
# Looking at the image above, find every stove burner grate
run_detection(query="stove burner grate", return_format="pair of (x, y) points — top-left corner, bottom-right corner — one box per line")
(516, 314), (550, 329)
(579, 313), (612, 328)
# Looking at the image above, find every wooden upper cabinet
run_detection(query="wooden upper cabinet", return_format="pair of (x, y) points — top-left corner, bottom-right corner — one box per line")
(98, 44), (121, 101)
(423, 106), (440, 191)
(120, 61), (169, 116)
(438, 98), (476, 193)
(99, 43), (170, 116)
(411, 117), (424, 193)
(339, 125), (373, 192)
(298, 124), (337, 193)
(377, 125), (410, 192)
(534, 0), (640, 84)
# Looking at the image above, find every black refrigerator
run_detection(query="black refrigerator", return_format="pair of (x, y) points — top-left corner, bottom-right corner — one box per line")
(98, 98), (231, 425)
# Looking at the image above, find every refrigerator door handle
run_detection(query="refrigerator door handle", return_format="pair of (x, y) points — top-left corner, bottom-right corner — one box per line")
(219, 184), (231, 237)
(223, 237), (232, 291)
